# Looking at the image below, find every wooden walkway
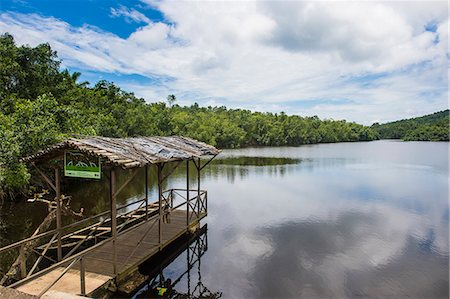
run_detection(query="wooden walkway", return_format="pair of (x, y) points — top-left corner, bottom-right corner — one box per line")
(15, 210), (202, 297)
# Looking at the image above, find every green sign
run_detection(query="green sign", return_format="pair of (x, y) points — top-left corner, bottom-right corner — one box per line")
(64, 150), (101, 179)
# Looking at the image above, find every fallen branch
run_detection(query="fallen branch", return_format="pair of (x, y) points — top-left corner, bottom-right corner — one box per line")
(0, 191), (84, 286)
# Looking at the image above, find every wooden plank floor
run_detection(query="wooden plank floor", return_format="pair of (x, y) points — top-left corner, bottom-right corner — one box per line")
(15, 268), (111, 297)
(16, 210), (201, 297)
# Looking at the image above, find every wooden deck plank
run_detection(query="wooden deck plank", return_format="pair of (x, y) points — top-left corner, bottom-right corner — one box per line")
(14, 209), (200, 297)
(16, 268), (111, 296)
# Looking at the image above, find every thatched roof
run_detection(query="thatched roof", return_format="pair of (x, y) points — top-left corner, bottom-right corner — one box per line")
(22, 136), (220, 169)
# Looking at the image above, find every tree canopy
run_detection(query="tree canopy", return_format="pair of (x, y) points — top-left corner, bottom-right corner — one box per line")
(0, 33), (383, 200)
(371, 110), (449, 141)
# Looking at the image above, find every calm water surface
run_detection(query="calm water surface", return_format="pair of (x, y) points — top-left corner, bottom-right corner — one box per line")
(1, 140), (448, 298)
(134, 140), (449, 298)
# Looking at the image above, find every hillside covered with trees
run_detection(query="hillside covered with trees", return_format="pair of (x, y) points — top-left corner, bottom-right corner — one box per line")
(371, 110), (449, 141)
(0, 33), (380, 200)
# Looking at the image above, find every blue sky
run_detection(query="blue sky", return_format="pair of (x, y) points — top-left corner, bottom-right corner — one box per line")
(1, 0), (164, 38)
(0, 0), (448, 124)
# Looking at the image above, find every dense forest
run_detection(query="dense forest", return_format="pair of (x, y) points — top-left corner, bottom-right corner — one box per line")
(0, 33), (381, 200)
(371, 110), (449, 141)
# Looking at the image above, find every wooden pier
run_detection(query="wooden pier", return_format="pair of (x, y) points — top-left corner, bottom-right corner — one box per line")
(15, 209), (204, 297)
(0, 136), (219, 298)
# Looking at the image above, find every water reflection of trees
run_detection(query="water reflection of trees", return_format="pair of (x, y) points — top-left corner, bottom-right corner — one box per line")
(0, 157), (302, 246)
(133, 225), (222, 299)
(203, 165), (293, 183)
(211, 157), (301, 166)
(66, 162), (301, 212)
(0, 156), (355, 249)
(0, 201), (48, 247)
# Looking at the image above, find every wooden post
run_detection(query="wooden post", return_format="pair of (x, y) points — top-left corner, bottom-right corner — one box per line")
(187, 243), (191, 297)
(55, 167), (62, 261)
(145, 166), (149, 221)
(110, 168), (117, 274)
(197, 158), (201, 215)
(80, 257), (86, 296)
(186, 160), (190, 227)
(157, 164), (162, 246)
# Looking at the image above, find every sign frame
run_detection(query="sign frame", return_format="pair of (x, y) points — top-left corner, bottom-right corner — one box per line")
(64, 150), (101, 179)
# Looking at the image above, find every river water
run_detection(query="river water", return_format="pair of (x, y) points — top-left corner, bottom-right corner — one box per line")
(1, 140), (448, 298)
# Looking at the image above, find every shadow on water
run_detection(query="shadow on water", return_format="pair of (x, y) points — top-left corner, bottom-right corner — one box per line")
(124, 225), (222, 299)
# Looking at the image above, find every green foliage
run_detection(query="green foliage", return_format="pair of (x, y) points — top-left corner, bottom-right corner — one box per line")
(0, 33), (61, 101)
(372, 110), (449, 141)
(0, 33), (381, 200)
(403, 125), (449, 141)
(0, 112), (29, 198)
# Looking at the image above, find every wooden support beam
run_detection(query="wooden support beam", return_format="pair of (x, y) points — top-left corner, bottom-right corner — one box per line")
(30, 249), (57, 264)
(187, 243), (191, 297)
(110, 168), (117, 275)
(192, 158), (199, 170)
(27, 233), (58, 277)
(160, 161), (182, 183)
(63, 218), (108, 259)
(157, 163), (163, 246)
(37, 258), (79, 297)
(197, 158), (201, 216)
(145, 166), (149, 221)
(186, 160), (190, 227)
(33, 164), (56, 192)
(205, 190), (208, 213)
(102, 169), (110, 180)
(55, 167), (62, 261)
(114, 168), (139, 198)
(80, 258), (86, 296)
(200, 154), (218, 171)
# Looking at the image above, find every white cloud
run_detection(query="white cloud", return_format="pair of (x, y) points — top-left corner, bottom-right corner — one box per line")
(0, 1), (448, 124)
(128, 22), (172, 48)
(260, 2), (412, 62)
(110, 5), (151, 24)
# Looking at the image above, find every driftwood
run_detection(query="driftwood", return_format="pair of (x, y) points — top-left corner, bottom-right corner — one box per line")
(0, 191), (83, 286)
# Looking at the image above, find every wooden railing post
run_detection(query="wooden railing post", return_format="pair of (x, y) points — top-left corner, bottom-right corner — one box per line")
(55, 167), (62, 261)
(197, 158), (201, 217)
(205, 190), (208, 213)
(110, 168), (117, 275)
(37, 257), (79, 297)
(145, 166), (149, 221)
(80, 257), (86, 296)
(186, 160), (190, 227)
(157, 164), (163, 246)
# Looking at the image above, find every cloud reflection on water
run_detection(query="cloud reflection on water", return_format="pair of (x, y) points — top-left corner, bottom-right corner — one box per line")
(251, 212), (448, 298)
(201, 141), (448, 298)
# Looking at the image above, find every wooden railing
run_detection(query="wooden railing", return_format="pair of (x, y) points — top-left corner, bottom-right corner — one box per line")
(0, 197), (149, 282)
(1, 188), (207, 296)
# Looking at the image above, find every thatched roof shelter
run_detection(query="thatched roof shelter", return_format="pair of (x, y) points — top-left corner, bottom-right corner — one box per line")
(22, 136), (220, 168)
(8, 136), (217, 284)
